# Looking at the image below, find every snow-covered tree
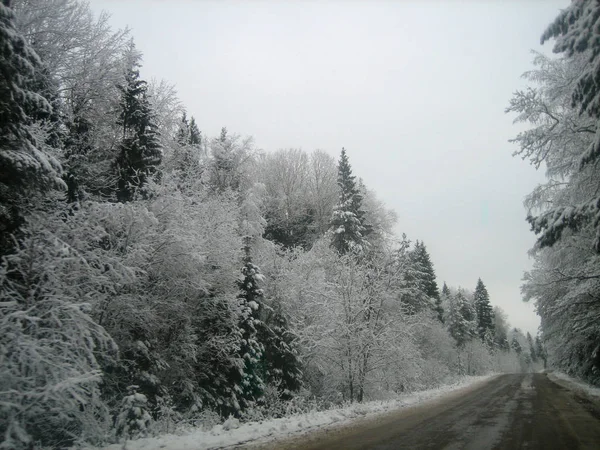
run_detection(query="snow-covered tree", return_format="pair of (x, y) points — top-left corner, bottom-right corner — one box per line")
(208, 127), (254, 193)
(115, 386), (152, 440)
(535, 335), (547, 369)
(474, 278), (494, 341)
(260, 149), (312, 249)
(13, 0), (131, 201)
(447, 290), (475, 348)
(0, 217), (117, 449)
(329, 148), (368, 255)
(405, 240), (441, 317)
(307, 150), (338, 237)
(511, 335), (522, 354)
(115, 51), (162, 201)
(0, 0), (63, 252)
(236, 242), (266, 406)
(519, 0), (600, 252)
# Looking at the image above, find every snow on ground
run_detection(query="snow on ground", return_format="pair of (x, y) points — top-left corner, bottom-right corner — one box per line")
(548, 371), (600, 399)
(89, 375), (497, 450)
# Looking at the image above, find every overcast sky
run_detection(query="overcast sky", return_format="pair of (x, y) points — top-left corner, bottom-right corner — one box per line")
(89, 0), (568, 336)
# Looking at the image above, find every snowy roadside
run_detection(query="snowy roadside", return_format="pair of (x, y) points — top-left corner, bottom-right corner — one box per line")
(88, 374), (497, 450)
(547, 371), (600, 401)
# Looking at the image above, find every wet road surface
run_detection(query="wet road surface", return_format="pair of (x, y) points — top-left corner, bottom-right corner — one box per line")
(252, 373), (600, 449)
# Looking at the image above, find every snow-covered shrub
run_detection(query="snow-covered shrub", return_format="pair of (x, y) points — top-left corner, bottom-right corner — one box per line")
(0, 218), (117, 449)
(459, 340), (493, 375)
(115, 386), (152, 439)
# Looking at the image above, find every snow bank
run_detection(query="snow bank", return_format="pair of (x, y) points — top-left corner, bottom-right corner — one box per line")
(548, 371), (600, 399)
(87, 375), (496, 450)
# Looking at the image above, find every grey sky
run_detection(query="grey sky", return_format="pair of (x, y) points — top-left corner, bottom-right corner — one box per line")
(89, 0), (568, 336)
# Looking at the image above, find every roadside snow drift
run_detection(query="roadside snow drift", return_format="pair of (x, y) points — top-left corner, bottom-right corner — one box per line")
(89, 375), (496, 450)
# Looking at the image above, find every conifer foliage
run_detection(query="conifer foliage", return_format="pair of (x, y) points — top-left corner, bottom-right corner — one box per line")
(527, 0), (600, 252)
(0, 1), (545, 447)
(410, 240), (442, 319)
(115, 55), (162, 202)
(0, 0), (63, 250)
(330, 148), (368, 255)
(474, 278), (494, 341)
(236, 238), (266, 408)
(447, 290), (474, 347)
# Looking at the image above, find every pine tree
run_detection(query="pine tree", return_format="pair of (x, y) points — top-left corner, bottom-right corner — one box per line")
(329, 148), (367, 255)
(115, 55), (162, 202)
(410, 241), (442, 319)
(209, 127), (244, 193)
(176, 111), (190, 145)
(62, 113), (93, 203)
(0, 0), (63, 252)
(442, 282), (450, 298)
(257, 302), (302, 398)
(189, 116), (201, 146)
(474, 278), (494, 342)
(236, 238), (266, 406)
(115, 386), (152, 439)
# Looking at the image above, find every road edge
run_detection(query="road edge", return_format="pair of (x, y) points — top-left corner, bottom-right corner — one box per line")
(242, 374), (502, 449)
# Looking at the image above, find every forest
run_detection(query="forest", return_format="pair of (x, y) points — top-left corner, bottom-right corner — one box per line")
(508, 0), (600, 389)
(0, 0), (550, 449)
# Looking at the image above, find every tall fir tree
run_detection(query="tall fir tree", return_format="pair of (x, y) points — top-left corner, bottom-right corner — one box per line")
(176, 111), (190, 145)
(114, 54), (162, 202)
(0, 0), (63, 252)
(189, 116), (201, 146)
(173, 113), (203, 184)
(257, 301), (303, 399)
(209, 127), (243, 193)
(474, 278), (494, 341)
(236, 237), (266, 407)
(442, 282), (450, 297)
(411, 240), (442, 319)
(329, 148), (367, 255)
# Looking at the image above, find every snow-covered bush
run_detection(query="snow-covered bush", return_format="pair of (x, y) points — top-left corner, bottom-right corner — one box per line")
(115, 386), (152, 439)
(0, 218), (117, 449)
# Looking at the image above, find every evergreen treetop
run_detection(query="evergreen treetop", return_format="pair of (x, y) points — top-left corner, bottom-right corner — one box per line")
(329, 148), (367, 255)
(115, 55), (162, 202)
(474, 278), (494, 341)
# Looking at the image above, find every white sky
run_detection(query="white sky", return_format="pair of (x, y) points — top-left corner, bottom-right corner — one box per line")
(89, 0), (569, 336)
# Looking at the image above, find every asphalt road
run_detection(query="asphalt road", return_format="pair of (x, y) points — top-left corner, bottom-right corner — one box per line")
(252, 373), (600, 450)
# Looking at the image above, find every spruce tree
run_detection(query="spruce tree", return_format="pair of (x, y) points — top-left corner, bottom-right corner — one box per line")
(411, 241), (442, 319)
(0, 0), (62, 251)
(257, 302), (302, 398)
(236, 238), (266, 406)
(442, 282), (450, 297)
(329, 148), (367, 255)
(210, 127), (242, 193)
(474, 278), (494, 341)
(176, 112), (190, 145)
(115, 57), (162, 202)
(189, 116), (201, 146)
